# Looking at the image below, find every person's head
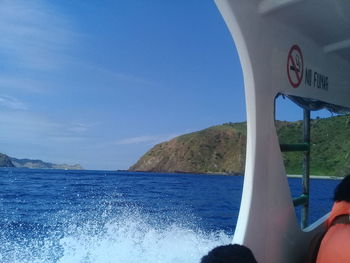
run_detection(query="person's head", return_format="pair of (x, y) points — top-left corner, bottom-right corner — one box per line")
(334, 174), (350, 202)
(200, 244), (257, 263)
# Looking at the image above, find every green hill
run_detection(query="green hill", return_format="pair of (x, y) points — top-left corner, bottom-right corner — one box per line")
(129, 115), (350, 176)
(278, 115), (350, 176)
(130, 123), (246, 174)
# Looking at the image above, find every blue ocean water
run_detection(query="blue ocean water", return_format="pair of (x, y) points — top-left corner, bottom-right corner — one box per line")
(0, 168), (340, 263)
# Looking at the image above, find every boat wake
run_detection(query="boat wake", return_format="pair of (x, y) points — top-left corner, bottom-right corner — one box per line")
(0, 207), (231, 263)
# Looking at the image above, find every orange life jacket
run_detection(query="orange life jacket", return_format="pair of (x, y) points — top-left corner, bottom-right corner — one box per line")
(316, 201), (350, 263)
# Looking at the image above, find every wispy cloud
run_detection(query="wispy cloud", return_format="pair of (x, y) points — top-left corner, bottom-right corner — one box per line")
(77, 63), (156, 87)
(0, 75), (51, 93)
(0, 111), (92, 145)
(115, 134), (179, 145)
(67, 123), (92, 133)
(0, 1), (154, 93)
(0, 0), (78, 71)
(0, 95), (27, 110)
(0, 110), (95, 167)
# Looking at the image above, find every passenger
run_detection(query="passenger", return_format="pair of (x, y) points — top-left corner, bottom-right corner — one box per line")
(316, 175), (350, 263)
(200, 244), (258, 263)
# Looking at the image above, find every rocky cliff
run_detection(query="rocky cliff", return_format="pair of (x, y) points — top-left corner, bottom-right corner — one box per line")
(129, 123), (246, 174)
(0, 153), (14, 167)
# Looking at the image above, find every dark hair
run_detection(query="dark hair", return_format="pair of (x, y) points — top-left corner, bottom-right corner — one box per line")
(200, 244), (257, 263)
(334, 174), (350, 202)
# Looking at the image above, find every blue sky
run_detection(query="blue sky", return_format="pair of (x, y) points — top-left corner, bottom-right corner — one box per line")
(0, 0), (333, 170)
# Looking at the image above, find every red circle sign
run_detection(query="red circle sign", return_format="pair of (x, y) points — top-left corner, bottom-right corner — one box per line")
(287, 45), (304, 88)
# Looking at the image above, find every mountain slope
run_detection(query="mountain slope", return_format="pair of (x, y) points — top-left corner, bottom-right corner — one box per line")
(129, 123), (246, 174)
(10, 157), (83, 170)
(130, 115), (350, 176)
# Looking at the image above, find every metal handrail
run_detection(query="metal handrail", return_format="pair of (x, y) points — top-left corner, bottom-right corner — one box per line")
(301, 109), (311, 229)
(277, 103), (311, 229)
(293, 194), (308, 207)
(280, 143), (310, 152)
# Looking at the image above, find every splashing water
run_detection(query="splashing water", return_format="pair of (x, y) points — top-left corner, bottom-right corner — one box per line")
(0, 208), (231, 263)
(0, 169), (339, 262)
(0, 169), (241, 263)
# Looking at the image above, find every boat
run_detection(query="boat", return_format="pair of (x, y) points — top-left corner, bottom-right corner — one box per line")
(213, 1), (350, 262)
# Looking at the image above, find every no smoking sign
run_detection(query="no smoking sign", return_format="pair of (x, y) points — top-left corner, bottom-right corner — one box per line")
(287, 45), (304, 88)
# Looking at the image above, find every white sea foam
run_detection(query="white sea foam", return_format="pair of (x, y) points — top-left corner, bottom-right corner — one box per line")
(0, 209), (231, 263)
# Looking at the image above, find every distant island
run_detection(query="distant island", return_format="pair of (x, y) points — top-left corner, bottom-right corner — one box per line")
(0, 153), (83, 170)
(130, 115), (350, 177)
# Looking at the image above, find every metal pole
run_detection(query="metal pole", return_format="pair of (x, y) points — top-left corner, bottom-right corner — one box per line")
(302, 109), (310, 228)
(274, 96), (277, 122)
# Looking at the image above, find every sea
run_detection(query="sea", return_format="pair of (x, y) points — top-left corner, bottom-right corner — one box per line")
(0, 168), (340, 263)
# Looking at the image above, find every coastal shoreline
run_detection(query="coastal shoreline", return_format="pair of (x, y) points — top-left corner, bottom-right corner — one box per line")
(287, 174), (342, 180)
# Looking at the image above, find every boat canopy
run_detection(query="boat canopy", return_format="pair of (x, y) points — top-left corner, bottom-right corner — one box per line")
(261, 0), (350, 65)
(285, 94), (350, 114)
(273, 0), (350, 114)
(215, 1), (350, 263)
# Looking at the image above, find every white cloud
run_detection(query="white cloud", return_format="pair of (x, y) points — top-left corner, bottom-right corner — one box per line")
(0, 110), (97, 167)
(0, 111), (92, 144)
(0, 0), (78, 71)
(77, 63), (156, 87)
(0, 75), (51, 93)
(0, 1), (153, 94)
(67, 123), (93, 133)
(115, 134), (179, 145)
(0, 95), (27, 110)
(116, 136), (161, 145)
